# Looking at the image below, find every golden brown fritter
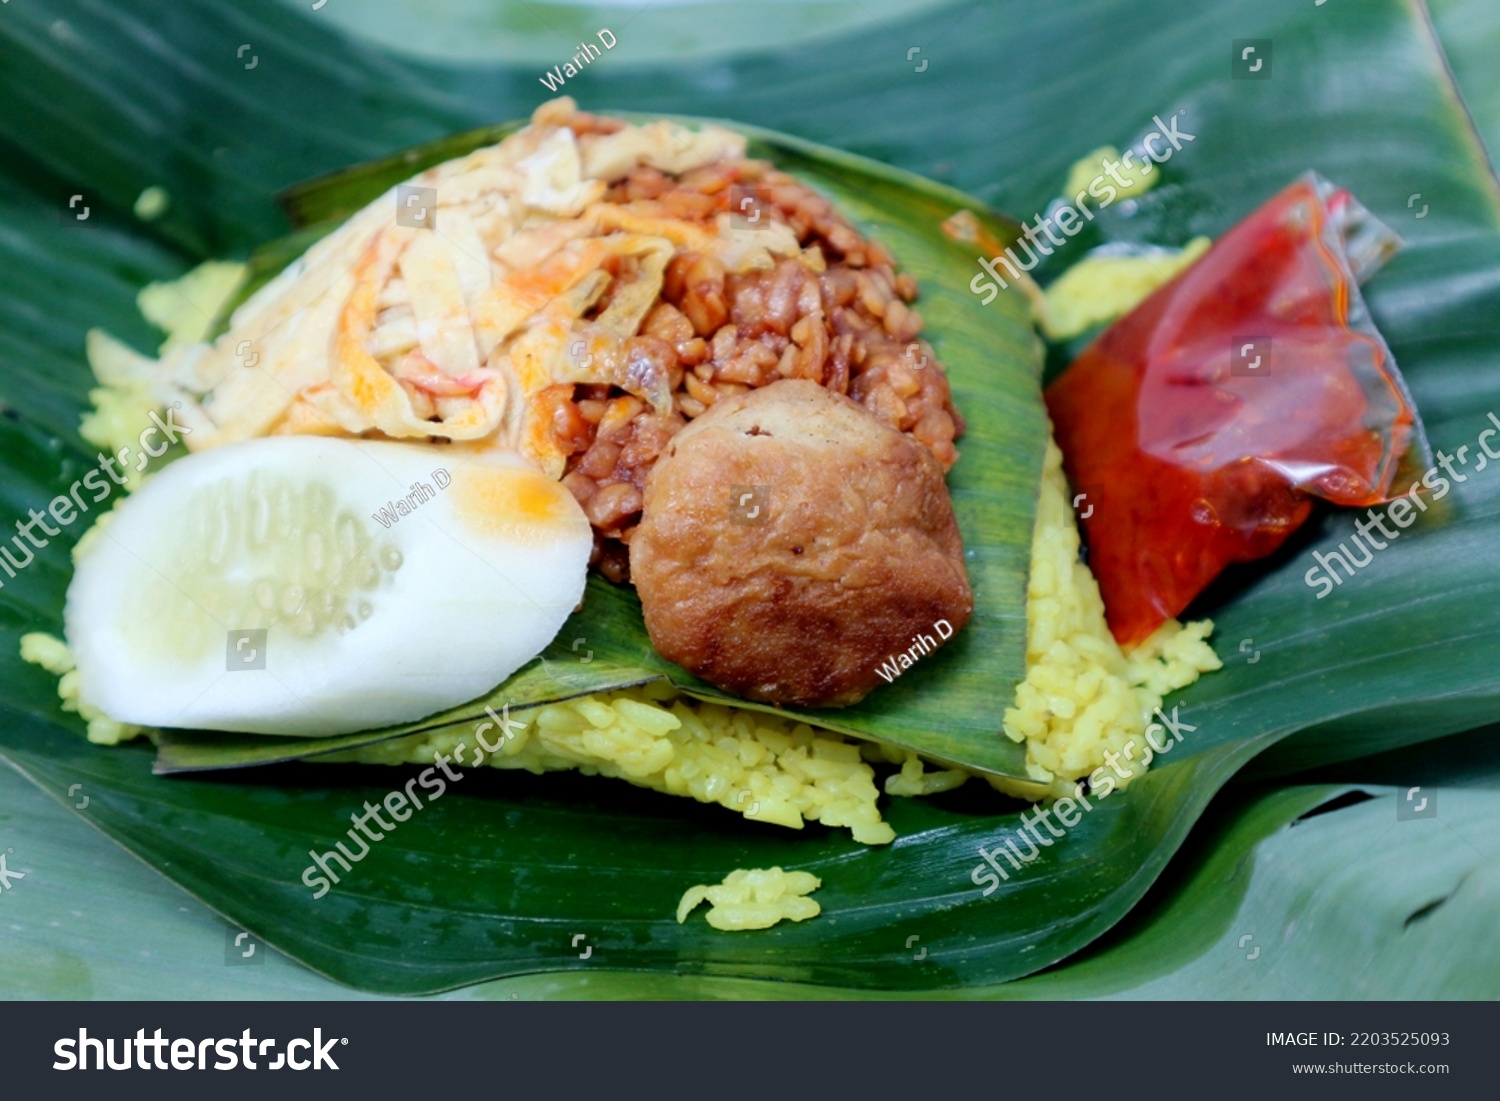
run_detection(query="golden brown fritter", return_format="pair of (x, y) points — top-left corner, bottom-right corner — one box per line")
(629, 379), (972, 707)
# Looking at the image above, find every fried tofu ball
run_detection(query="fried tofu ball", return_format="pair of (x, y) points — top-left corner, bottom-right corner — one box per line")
(629, 379), (972, 707)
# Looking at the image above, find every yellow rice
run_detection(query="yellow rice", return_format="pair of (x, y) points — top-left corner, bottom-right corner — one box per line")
(677, 867), (821, 931)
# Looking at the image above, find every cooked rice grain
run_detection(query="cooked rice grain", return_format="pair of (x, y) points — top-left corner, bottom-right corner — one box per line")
(994, 439), (1221, 799)
(329, 680), (897, 845)
(676, 866), (821, 931)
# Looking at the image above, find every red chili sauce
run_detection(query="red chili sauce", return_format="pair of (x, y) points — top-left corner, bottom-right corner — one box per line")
(1045, 176), (1417, 646)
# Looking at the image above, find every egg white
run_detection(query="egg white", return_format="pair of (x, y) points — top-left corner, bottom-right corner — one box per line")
(64, 437), (591, 735)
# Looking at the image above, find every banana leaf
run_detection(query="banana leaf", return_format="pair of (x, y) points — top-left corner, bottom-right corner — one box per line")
(9, 727), (1499, 998)
(2, 0), (1499, 996)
